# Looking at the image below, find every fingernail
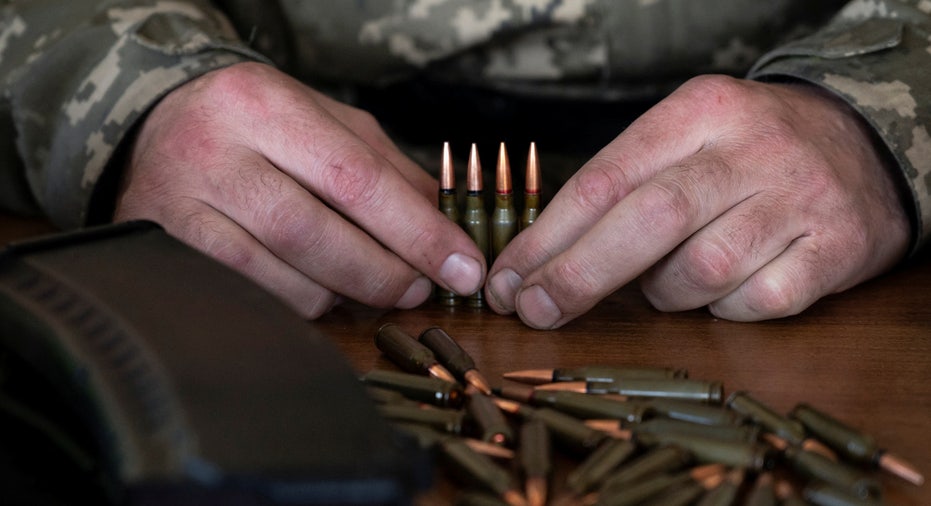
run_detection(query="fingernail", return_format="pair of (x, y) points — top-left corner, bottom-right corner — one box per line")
(439, 253), (483, 295)
(396, 276), (432, 309)
(516, 285), (562, 329)
(487, 268), (523, 312)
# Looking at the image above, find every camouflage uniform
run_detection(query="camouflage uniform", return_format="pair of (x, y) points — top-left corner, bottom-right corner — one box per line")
(1, 1), (929, 252)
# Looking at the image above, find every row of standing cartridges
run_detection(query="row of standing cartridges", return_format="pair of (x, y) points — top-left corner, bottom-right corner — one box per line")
(437, 141), (543, 307)
(367, 323), (925, 506)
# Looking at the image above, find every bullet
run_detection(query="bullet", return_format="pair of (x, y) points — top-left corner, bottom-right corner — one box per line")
(762, 432), (838, 461)
(802, 482), (884, 506)
(441, 436), (529, 506)
(784, 446), (883, 500)
(519, 418), (551, 506)
(790, 402), (924, 486)
(744, 471), (776, 506)
(491, 142), (518, 262)
(391, 422), (514, 459)
(726, 391), (806, 445)
(436, 142), (460, 306)
(377, 403), (466, 434)
(540, 377), (723, 403)
(503, 365), (688, 385)
(467, 391), (514, 445)
(640, 398), (743, 426)
(499, 382), (646, 423)
(597, 444), (692, 492)
(595, 464), (725, 506)
(360, 369), (465, 409)
(695, 467), (744, 506)
(521, 142), (541, 230)
(419, 326), (492, 395)
(462, 143), (489, 307)
(631, 417), (761, 444)
(565, 437), (638, 494)
(636, 431), (775, 471)
(502, 404), (609, 455)
(374, 323), (457, 383)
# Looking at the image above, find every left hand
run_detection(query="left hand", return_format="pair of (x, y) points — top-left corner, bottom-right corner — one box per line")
(485, 75), (911, 329)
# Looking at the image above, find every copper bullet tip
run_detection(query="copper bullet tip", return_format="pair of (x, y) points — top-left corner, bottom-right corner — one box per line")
(467, 142), (483, 193)
(496, 141), (512, 194)
(536, 381), (586, 393)
(502, 369), (554, 385)
(503, 488), (530, 506)
(465, 439), (515, 459)
(525, 141), (540, 194)
(464, 369), (493, 396)
(441, 141), (455, 191)
(492, 397), (524, 414)
(879, 451), (925, 486)
(428, 363), (458, 384)
(525, 476), (548, 506)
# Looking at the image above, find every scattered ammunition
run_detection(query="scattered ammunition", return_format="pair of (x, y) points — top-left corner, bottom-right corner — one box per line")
(468, 392), (514, 445)
(744, 471), (776, 506)
(695, 467), (744, 506)
(791, 402), (925, 486)
(521, 142), (541, 230)
(526, 407), (610, 455)
(582, 419), (634, 440)
(726, 391), (806, 445)
(543, 377), (723, 403)
(784, 446), (883, 500)
(519, 418), (551, 506)
(762, 432), (838, 461)
(392, 422), (512, 459)
(360, 369), (465, 409)
(641, 398), (743, 426)
(419, 326), (492, 395)
(374, 323), (457, 383)
(503, 365), (687, 385)
(462, 143), (489, 307)
(802, 481), (883, 506)
(565, 438), (638, 494)
(499, 382), (646, 423)
(378, 403), (466, 434)
(435, 141), (461, 305)
(440, 435), (529, 506)
(636, 431), (775, 471)
(597, 444), (692, 491)
(491, 142), (518, 262)
(595, 464), (724, 506)
(631, 417), (760, 444)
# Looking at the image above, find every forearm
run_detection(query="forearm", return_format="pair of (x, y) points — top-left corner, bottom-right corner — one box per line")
(0, 0), (267, 227)
(748, 0), (931, 253)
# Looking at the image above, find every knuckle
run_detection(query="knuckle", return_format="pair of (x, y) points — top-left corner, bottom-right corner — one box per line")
(318, 148), (384, 211)
(636, 178), (693, 236)
(681, 238), (740, 291)
(570, 160), (626, 215)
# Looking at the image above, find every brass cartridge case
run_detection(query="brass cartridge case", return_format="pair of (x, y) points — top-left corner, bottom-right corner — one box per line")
(802, 482), (883, 506)
(790, 403), (877, 463)
(554, 365), (688, 383)
(642, 398), (743, 426)
(374, 323), (456, 382)
(637, 431), (774, 471)
(599, 444), (692, 491)
(468, 392), (514, 445)
(528, 407), (609, 454)
(565, 438), (637, 494)
(632, 417), (760, 444)
(529, 389), (646, 423)
(586, 378), (723, 403)
(360, 369), (465, 409)
(726, 391), (806, 445)
(378, 403), (466, 434)
(785, 447), (882, 500)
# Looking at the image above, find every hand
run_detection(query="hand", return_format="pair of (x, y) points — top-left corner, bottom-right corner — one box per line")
(486, 75), (910, 328)
(114, 62), (485, 318)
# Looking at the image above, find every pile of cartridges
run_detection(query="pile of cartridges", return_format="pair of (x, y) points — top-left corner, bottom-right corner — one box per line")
(362, 324), (925, 506)
(436, 142), (542, 308)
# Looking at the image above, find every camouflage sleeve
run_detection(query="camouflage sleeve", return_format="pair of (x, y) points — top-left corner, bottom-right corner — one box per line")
(747, 0), (931, 253)
(0, 0), (269, 228)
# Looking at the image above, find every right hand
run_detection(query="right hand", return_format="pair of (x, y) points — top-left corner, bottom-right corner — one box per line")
(113, 62), (485, 318)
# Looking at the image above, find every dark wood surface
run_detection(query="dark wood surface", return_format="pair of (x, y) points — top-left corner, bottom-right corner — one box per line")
(3, 215), (929, 505)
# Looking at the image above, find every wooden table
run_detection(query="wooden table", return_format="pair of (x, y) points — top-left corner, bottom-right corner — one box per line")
(3, 215), (929, 505)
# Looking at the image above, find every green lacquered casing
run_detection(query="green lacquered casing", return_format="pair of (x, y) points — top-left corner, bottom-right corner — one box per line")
(374, 323), (438, 374)
(637, 432), (773, 471)
(462, 192), (488, 307)
(566, 438), (637, 494)
(378, 404), (466, 434)
(435, 189), (461, 305)
(790, 403), (878, 464)
(441, 438), (515, 497)
(599, 444), (692, 492)
(419, 326), (475, 377)
(360, 369), (465, 409)
(491, 191), (518, 262)
(588, 378), (723, 403)
(554, 365), (688, 383)
(786, 447), (882, 500)
(726, 391), (806, 445)
(642, 398), (743, 426)
(530, 389), (646, 422)
(519, 418), (551, 479)
(632, 418), (760, 444)
(467, 393), (513, 444)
